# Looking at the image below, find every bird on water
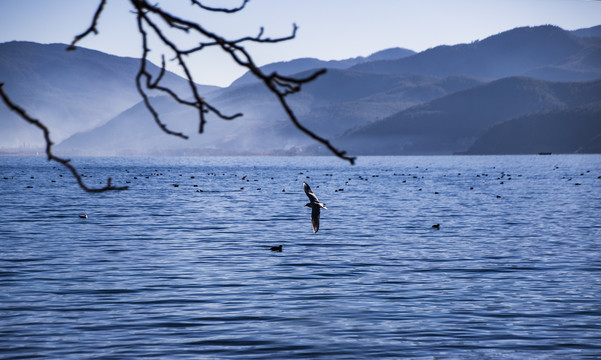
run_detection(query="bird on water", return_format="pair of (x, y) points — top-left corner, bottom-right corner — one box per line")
(303, 182), (327, 233)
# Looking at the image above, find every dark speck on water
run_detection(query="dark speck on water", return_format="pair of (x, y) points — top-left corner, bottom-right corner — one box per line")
(1, 155), (600, 359)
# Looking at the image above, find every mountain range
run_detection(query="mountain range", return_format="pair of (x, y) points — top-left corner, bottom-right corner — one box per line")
(0, 41), (217, 150)
(230, 47), (416, 87)
(1, 24), (600, 156)
(352, 25), (601, 82)
(331, 77), (601, 155)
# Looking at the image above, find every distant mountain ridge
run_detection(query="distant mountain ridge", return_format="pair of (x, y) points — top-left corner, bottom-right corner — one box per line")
(58, 70), (483, 155)
(56, 24), (601, 156)
(571, 24), (601, 38)
(333, 77), (601, 155)
(351, 25), (601, 82)
(230, 47), (415, 87)
(2, 23), (601, 156)
(464, 102), (601, 154)
(0, 41), (217, 150)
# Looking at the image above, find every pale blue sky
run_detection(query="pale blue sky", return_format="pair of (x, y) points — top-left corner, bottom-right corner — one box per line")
(1, 0), (600, 86)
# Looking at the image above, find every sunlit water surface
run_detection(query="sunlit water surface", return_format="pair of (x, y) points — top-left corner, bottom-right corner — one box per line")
(1, 155), (600, 359)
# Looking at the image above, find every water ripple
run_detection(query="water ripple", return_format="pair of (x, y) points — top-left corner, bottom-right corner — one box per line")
(1, 155), (600, 359)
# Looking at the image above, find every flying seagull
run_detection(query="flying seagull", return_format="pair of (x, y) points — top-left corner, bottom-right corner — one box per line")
(303, 182), (327, 233)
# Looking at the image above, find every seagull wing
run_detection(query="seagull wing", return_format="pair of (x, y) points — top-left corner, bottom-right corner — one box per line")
(311, 205), (320, 233)
(303, 182), (319, 204)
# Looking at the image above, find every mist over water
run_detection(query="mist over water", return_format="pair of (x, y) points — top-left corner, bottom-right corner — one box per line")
(1, 155), (600, 359)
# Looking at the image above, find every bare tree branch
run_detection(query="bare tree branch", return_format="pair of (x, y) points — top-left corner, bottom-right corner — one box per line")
(5, 0), (355, 193)
(190, 0), (250, 13)
(131, 1), (355, 164)
(134, 5), (243, 134)
(0, 83), (128, 192)
(135, 12), (190, 139)
(67, 0), (107, 51)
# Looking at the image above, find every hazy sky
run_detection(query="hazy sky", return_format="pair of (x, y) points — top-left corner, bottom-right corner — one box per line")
(1, 0), (600, 86)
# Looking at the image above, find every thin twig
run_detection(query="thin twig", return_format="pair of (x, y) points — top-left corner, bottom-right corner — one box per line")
(190, 0), (250, 13)
(0, 83), (128, 192)
(67, 0), (107, 51)
(135, 12), (190, 139)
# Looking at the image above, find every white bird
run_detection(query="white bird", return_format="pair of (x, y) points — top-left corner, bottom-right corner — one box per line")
(303, 182), (327, 233)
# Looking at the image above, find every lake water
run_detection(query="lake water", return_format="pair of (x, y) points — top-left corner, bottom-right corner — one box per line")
(1, 155), (600, 359)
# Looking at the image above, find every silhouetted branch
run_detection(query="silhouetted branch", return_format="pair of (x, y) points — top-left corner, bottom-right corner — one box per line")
(67, 0), (107, 51)
(268, 72), (355, 164)
(0, 83), (128, 192)
(135, 12), (190, 139)
(68, 0), (355, 163)
(135, 6), (241, 133)
(190, 0), (250, 13)
(6, 0), (355, 193)
(129, 1), (355, 163)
